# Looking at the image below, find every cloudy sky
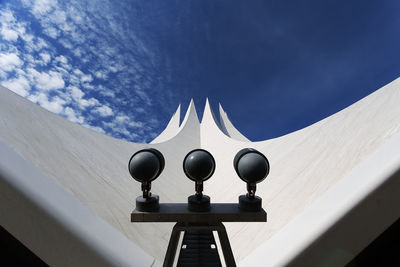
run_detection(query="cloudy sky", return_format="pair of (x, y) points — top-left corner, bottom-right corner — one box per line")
(1, 0), (399, 142)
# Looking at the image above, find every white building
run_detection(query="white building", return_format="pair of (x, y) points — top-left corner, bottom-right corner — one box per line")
(0, 78), (399, 266)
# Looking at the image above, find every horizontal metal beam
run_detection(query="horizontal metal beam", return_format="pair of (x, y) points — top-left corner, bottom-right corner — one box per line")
(131, 203), (267, 223)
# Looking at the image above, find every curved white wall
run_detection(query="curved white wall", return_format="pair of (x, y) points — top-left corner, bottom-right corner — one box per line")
(0, 77), (399, 266)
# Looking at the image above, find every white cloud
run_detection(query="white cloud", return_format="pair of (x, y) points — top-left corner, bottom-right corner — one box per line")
(0, 0), (158, 142)
(128, 121), (144, 128)
(55, 55), (68, 64)
(0, 52), (23, 72)
(51, 9), (67, 25)
(67, 85), (99, 109)
(64, 106), (84, 123)
(72, 47), (83, 57)
(94, 105), (113, 117)
(29, 92), (66, 113)
(0, 8), (30, 43)
(115, 127), (130, 136)
(73, 68), (84, 76)
(21, 32), (34, 43)
(103, 120), (130, 136)
(0, 70), (6, 79)
(24, 36), (47, 52)
(148, 118), (158, 126)
(2, 75), (30, 97)
(113, 115), (143, 128)
(82, 83), (94, 90)
(135, 88), (151, 105)
(23, 54), (37, 66)
(72, 68), (93, 84)
(80, 97), (99, 108)
(14, 24), (27, 37)
(67, 6), (84, 24)
(54, 55), (72, 71)
(23, 51), (52, 66)
(26, 68), (65, 91)
(38, 71), (64, 90)
(81, 73), (93, 83)
(94, 70), (107, 79)
(83, 124), (105, 134)
(0, 9), (15, 23)
(101, 115), (144, 140)
(40, 52), (51, 64)
(26, 0), (57, 16)
(69, 85), (84, 99)
(97, 85), (115, 98)
(115, 115), (129, 124)
(108, 65), (118, 73)
(58, 38), (73, 49)
(43, 26), (59, 38)
(1, 28), (19, 41)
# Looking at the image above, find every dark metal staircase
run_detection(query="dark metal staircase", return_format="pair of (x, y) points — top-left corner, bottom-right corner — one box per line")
(177, 230), (222, 267)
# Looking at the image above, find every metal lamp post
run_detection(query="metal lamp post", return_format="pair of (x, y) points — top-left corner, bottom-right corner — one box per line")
(130, 148), (269, 267)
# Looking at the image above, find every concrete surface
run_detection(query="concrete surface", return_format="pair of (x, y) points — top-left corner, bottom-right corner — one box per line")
(0, 77), (399, 266)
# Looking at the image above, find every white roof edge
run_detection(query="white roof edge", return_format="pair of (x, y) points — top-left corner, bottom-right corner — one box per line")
(219, 103), (250, 142)
(180, 98), (199, 127)
(151, 104), (181, 144)
(240, 132), (400, 267)
(201, 98), (220, 127)
(0, 140), (155, 267)
(217, 103), (231, 137)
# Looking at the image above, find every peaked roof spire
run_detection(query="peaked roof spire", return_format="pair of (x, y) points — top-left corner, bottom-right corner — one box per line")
(201, 98), (223, 130)
(219, 103), (250, 141)
(181, 98), (199, 127)
(151, 104), (181, 143)
(153, 98), (249, 144)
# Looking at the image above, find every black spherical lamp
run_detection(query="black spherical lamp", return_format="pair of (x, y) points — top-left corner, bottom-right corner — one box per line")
(129, 148), (165, 211)
(183, 149), (216, 212)
(234, 148), (269, 211)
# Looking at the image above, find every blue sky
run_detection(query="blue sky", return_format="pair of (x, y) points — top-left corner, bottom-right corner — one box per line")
(1, 0), (399, 142)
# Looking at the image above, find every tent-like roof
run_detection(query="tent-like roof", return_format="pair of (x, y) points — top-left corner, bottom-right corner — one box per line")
(0, 78), (399, 266)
